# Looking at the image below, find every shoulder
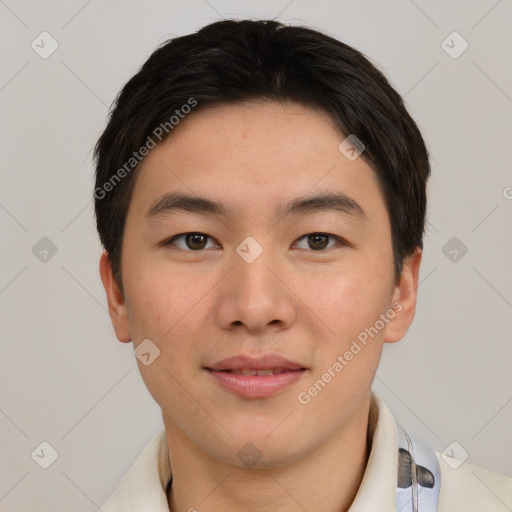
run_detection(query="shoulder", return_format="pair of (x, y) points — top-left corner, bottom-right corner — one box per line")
(437, 452), (512, 511)
(102, 485), (121, 512)
(101, 429), (170, 511)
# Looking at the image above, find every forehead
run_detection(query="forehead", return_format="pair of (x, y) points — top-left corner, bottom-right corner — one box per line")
(127, 100), (386, 223)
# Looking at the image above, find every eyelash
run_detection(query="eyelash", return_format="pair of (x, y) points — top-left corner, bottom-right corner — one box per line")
(162, 232), (347, 251)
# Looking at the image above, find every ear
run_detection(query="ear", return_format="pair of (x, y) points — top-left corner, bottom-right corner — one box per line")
(99, 251), (131, 343)
(383, 248), (422, 344)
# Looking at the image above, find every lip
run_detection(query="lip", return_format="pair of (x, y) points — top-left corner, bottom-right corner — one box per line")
(205, 354), (307, 398)
(207, 354), (305, 372)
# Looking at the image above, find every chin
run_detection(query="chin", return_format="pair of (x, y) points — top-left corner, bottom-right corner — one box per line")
(222, 430), (310, 469)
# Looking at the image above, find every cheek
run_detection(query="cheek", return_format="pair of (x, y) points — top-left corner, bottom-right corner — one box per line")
(302, 269), (392, 344)
(123, 257), (205, 341)
(123, 266), (208, 414)
(298, 268), (394, 401)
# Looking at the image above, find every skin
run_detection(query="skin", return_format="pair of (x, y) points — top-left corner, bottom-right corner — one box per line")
(100, 99), (422, 512)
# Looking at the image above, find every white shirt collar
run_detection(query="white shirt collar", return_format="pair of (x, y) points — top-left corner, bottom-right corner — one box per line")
(103, 392), (398, 512)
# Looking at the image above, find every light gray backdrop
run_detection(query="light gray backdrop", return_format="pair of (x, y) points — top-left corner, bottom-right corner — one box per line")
(1, 0), (511, 510)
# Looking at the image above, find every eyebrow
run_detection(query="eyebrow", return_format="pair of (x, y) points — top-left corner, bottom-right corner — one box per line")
(145, 191), (366, 222)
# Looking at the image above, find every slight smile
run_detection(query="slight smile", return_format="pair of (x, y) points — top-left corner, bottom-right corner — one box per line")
(205, 353), (309, 398)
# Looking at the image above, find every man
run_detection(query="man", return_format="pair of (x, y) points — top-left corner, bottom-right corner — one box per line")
(94, 19), (511, 511)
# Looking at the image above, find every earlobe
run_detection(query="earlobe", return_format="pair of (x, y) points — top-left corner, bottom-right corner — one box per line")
(99, 251), (131, 343)
(383, 248), (422, 344)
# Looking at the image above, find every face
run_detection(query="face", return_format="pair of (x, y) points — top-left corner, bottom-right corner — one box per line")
(101, 99), (421, 468)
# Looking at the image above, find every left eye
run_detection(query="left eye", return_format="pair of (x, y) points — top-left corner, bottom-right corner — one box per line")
(294, 233), (344, 251)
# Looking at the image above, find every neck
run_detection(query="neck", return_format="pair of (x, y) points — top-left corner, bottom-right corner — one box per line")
(163, 395), (373, 512)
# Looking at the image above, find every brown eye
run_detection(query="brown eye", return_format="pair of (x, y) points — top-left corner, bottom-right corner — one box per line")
(294, 233), (344, 251)
(308, 234), (329, 250)
(185, 233), (208, 250)
(164, 232), (218, 251)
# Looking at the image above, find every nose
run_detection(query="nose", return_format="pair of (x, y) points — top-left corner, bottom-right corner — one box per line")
(214, 245), (297, 335)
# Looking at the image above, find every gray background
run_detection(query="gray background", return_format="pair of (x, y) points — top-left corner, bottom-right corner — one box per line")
(1, 0), (511, 510)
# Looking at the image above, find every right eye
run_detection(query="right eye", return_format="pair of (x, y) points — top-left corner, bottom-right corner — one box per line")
(162, 232), (221, 251)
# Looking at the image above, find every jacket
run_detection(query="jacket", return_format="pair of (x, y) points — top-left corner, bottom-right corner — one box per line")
(102, 393), (512, 511)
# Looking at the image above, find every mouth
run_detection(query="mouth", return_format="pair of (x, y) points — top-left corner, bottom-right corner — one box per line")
(214, 368), (294, 375)
(205, 354), (308, 398)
